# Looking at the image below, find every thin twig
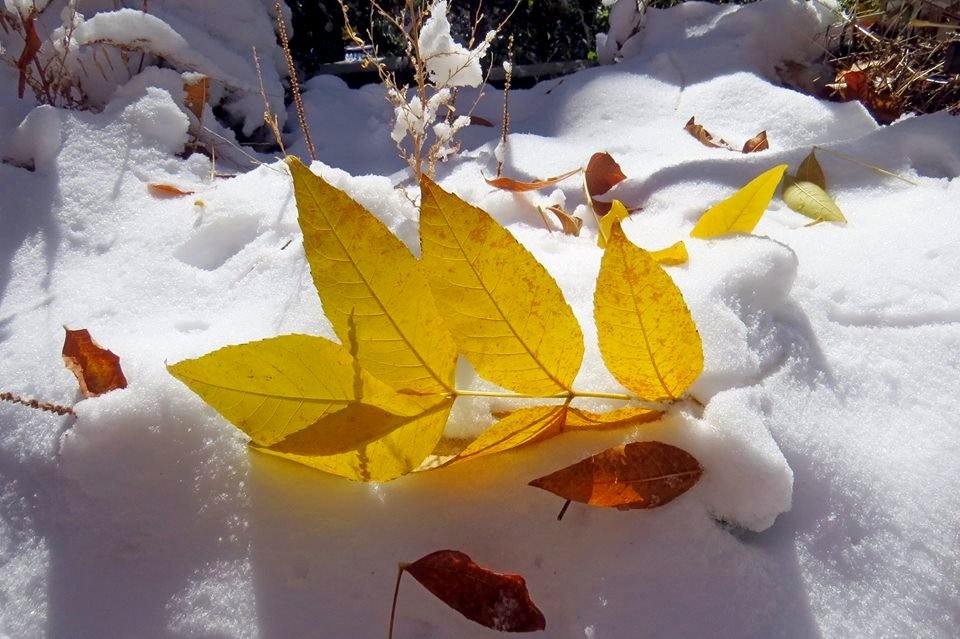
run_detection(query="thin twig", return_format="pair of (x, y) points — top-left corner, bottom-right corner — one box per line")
(1, 392), (75, 416)
(274, 0), (315, 161)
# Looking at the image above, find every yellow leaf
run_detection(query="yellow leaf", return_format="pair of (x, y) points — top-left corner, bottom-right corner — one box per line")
(782, 175), (846, 223)
(595, 226), (703, 401)
(598, 200), (630, 248)
(648, 241), (688, 266)
(797, 148), (827, 189)
(168, 334), (424, 447)
(256, 396), (454, 482)
(419, 176), (584, 395)
(454, 405), (567, 461)
(565, 406), (663, 430)
(288, 157), (457, 395)
(690, 164), (788, 238)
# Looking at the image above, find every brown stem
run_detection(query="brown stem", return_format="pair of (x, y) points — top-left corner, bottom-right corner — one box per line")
(1, 392), (74, 416)
(274, 0), (316, 161)
(387, 563), (409, 639)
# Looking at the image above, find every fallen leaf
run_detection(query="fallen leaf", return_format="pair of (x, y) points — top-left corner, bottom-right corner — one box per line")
(469, 114), (495, 127)
(742, 130), (769, 153)
(595, 225), (703, 401)
(648, 240), (689, 266)
(454, 405), (567, 461)
(684, 116), (732, 150)
(183, 75), (209, 122)
(796, 148), (826, 189)
(148, 183), (195, 198)
(528, 441), (703, 509)
(62, 327), (128, 397)
(540, 205), (582, 236)
(690, 164), (788, 239)
(597, 199), (630, 248)
(393, 550), (546, 635)
(584, 152), (627, 216)
(289, 157), (457, 395)
(168, 334), (424, 446)
(420, 176), (584, 395)
(782, 175), (846, 223)
(484, 167), (581, 192)
(16, 16), (41, 99)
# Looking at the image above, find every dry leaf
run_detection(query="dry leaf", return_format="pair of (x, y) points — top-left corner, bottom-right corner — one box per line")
(148, 183), (195, 198)
(742, 131), (769, 153)
(394, 550), (546, 635)
(540, 205), (582, 236)
(690, 165), (788, 238)
(796, 148), (826, 189)
(62, 327), (128, 398)
(684, 116), (733, 150)
(468, 115), (495, 127)
(529, 441), (703, 509)
(484, 167), (581, 192)
(584, 152), (627, 216)
(16, 16), (42, 99)
(183, 75), (210, 122)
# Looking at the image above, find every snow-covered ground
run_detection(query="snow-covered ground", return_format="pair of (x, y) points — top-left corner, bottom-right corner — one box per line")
(1, 0), (959, 637)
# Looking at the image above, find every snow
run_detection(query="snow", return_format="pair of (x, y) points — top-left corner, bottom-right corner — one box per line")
(1, 0), (959, 637)
(418, 0), (492, 88)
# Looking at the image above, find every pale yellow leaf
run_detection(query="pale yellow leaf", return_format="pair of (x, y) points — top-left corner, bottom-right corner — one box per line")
(782, 175), (846, 223)
(419, 176), (584, 395)
(454, 405), (567, 461)
(288, 157), (457, 395)
(168, 334), (423, 447)
(255, 396), (453, 482)
(595, 226), (703, 401)
(689, 164), (788, 238)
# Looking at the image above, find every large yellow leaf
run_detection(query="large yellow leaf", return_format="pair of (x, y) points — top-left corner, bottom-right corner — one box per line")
(288, 157), (457, 395)
(419, 176), (584, 395)
(595, 226), (703, 401)
(255, 397), (453, 482)
(168, 334), (424, 447)
(454, 405), (568, 462)
(690, 164), (787, 238)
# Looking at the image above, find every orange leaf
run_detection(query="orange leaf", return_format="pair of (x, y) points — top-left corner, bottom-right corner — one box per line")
(183, 75), (210, 122)
(62, 327), (128, 398)
(684, 116), (733, 150)
(17, 16), (42, 99)
(742, 130), (769, 154)
(529, 441), (702, 509)
(148, 183), (195, 198)
(398, 550), (546, 634)
(540, 205), (582, 236)
(484, 167), (581, 192)
(584, 152), (627, 216)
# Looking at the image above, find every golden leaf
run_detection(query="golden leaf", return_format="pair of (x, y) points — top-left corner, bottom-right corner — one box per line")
(690, 164), (787, 238)
(454, 405), (567, 462)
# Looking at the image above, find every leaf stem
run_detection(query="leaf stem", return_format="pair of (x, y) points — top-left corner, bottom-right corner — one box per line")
(388, 563), (408, 639)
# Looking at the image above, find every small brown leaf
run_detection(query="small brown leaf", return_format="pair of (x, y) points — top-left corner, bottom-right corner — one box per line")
(484, 167), (581, 192)
(796, 148), (827, 189)
(148, 183), (195, 198)
(742, 130), (769, 154)
(540, 205), (582, 236)
(469, 114), (495, 127)
(17, 16), (42, 99)
(684, 116), (733, 150)
(183, 75), (210, 122)
(529, 441), (702, 510)
(62, 327), (128, 397)
(584, 152), (627, 216)
(399, 550), (546, 633)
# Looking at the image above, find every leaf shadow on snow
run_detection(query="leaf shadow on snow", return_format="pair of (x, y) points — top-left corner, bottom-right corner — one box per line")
(245, 431), (826, 639)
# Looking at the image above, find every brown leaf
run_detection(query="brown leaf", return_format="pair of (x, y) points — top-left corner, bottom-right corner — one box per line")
(742, 130), (769, 154)
(584, 152), (627, 216)
(401, 550), (546, 633)
(17, 16), (42, 99)
(540, 205), (582, 236)
(62, 327), (128, 397)
(684, 116), (733, 150)
(183, 75), (210, 122)
(529, 441), (702, 510)
(148, 183), (195, 198)
(468, 115), (495, 127)
(484, 167), (581, 192)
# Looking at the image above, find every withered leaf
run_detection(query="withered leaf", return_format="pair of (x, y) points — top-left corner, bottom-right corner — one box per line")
(742, 130), (769, 154)
(540, 205), (582, 236)
(529, 441), (702, 510)
(17, 16), (42, 99)
(148, 183), (195, 198)
(469, 114), (495, 127)
(584, 152), (627, 216)
(796, 148), (827, 189)
(684, 116), (733, 150)
(484, 167), (581, 192)
(62, 327), (128, 397)
(399, 550), (546, 633)
(183, 75), (210, 122)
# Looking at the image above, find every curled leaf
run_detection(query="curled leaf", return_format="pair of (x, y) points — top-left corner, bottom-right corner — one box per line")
(684, 116), (732, 150)
(16, 16), (41, 99)
(690, 164), (788, 239)
(528, 441), (703, 509)
(597, 199), (630, 248)
(148, 183), (195, 197)
(62, 327), (128, 398)
(540, 205), (582, 236)
(484, 167), (581, 192)
(397, 550), (546, 634)
(742, 130), (769, 154)
(782, 175), (846, 223)
(584, 152), (627, 216)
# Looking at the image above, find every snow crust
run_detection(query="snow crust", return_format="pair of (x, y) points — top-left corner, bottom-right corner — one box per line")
(1, 0), (959, 637)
